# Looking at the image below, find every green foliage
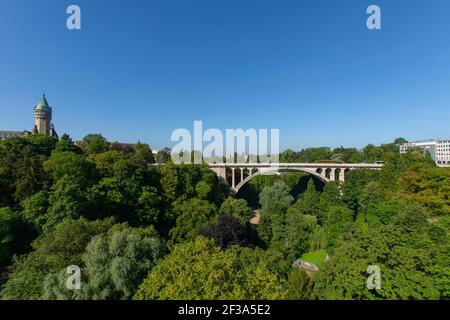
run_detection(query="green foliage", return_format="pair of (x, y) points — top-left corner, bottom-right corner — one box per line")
(42, 225), (164, 300)
(283, 208), (317, 265)
(280, 147), (333, 163)
(287, 268), (315, 300)
(259, 180), (293, 215)
(300, 249), (327, 267)
(53, 138), (82, 154)
(45, 175), (88, 230)
(318, 182), (343, 223)
(279, 146), (366, 164)
(44, 151), (91, 185)
(25, 134), (58, 157)
(160, 164), (227, 205)
(399, 165), (450, 216)
(0, 135), (448, 301)
(22, 191), (48, 231)
(132, 142), (155, 166)
(199, 214), (255, 248)
(396, 150), (436, 173)
(219, 197), (251, 225)
(169, 198), (218, 244)
(155, 148), (171, 164)
(88, 151), (124, 178)
(237, 175), (276, 208)
(365, 199), (406, 227)
(342, 169), (383, 212)
(394, 137), (408, 145)
(134, 237), (286, 300)
(0, 137), (48, 204)
(258, 181), (294, 246)
(78, 134), (110, 155)
(295, 179), (320, 217)
(136, 186), (166, 225)
(324, 206), (354, 251)
(87, 177), (125, 220)
(314, 222), (449, 300)
(331, 147), (362, 163)
(195, 181), (212, 200)
(1, 218), (114, 300)
(358, 182), (386, 212)
(308, 226), (328, 252)
(11, 148), (45, 203)
(0, 207), (32, 267)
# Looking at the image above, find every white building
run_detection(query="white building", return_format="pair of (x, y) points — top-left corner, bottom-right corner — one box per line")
(400, 139), (450, 166)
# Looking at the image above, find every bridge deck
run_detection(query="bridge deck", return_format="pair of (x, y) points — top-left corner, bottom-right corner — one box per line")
(207, 163), (384, 169)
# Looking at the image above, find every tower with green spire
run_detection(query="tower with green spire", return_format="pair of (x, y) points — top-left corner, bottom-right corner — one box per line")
(34, 94), (53, 135)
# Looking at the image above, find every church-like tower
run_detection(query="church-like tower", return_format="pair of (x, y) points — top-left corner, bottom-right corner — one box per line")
(34, 94), (53, 135)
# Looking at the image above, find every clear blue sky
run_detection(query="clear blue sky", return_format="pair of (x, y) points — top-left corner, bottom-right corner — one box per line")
(1, 0), (449, 150)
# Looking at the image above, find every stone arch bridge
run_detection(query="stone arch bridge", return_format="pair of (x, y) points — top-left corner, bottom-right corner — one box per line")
(208, 163), (384, 193)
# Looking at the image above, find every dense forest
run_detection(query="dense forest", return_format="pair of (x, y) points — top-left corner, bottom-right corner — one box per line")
(0, 133), (448, 300)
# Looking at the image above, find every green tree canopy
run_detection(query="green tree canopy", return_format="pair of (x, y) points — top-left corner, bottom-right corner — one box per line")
(42, 225), (164, 300)
(258, 180), (294, 245)
(78, 134), (110, 155)
(169, 198), (218, 244)
(0, 207), (33, 267)
(219, 197), (251, 225)
(1, 218), (114, 300)
(134, 237), (286, 300)
(199, 214), (256, 248)
(314, 221), (449, 300)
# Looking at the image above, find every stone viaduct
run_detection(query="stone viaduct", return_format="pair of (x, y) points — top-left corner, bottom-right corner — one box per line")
(208, 163), (384, 193)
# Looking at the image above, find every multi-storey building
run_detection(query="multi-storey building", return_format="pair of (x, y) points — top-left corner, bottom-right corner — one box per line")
(400, 139), (450, 166)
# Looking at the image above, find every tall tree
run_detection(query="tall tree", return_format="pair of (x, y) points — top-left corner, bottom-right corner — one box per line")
(42, 225), (164, 300)
(134, 237), (286, 300)
(219, 197), (251, 225)
(314, 222), (449, 300)
(78, 134), (110, 155)
(287, 268), (315, 300)
(169, 198), (218, 244)
(1, 218), (114, 300)
(199, 214), (255, 248)
(324, 206), (354, 251)
(258, 181), (293, 246)
(297, 179), (320, 217)
(0, 207), (33, 267)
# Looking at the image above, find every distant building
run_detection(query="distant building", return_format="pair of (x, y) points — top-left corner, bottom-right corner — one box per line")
(0, 130), (32, 140)
(400, 139), (450, 166)
(0, 94), (58, 140)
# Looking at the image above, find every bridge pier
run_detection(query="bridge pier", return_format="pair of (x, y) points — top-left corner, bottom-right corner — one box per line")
(329, 168), (335, 181)
(231, 168), (236, 189)
(339, 169), (346, 182)
(320, 169), (328, 180)
(210, 166), (227, 183)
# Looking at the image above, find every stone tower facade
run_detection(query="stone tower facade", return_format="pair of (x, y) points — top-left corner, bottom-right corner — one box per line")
(34, 94), (52, 135)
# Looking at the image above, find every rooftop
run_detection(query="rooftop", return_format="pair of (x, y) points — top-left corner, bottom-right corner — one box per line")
(34, 94), (52, 112)
(0, 130), (31, 139)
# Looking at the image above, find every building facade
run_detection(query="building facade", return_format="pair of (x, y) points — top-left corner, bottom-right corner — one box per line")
(400, 139), (450, 166)
(0, 95), (57, 140)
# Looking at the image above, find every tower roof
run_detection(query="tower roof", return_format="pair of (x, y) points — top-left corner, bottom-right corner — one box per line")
(35, 94), (52, 112)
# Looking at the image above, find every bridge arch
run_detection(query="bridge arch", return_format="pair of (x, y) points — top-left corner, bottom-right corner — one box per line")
(234, 167), (329, 194)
